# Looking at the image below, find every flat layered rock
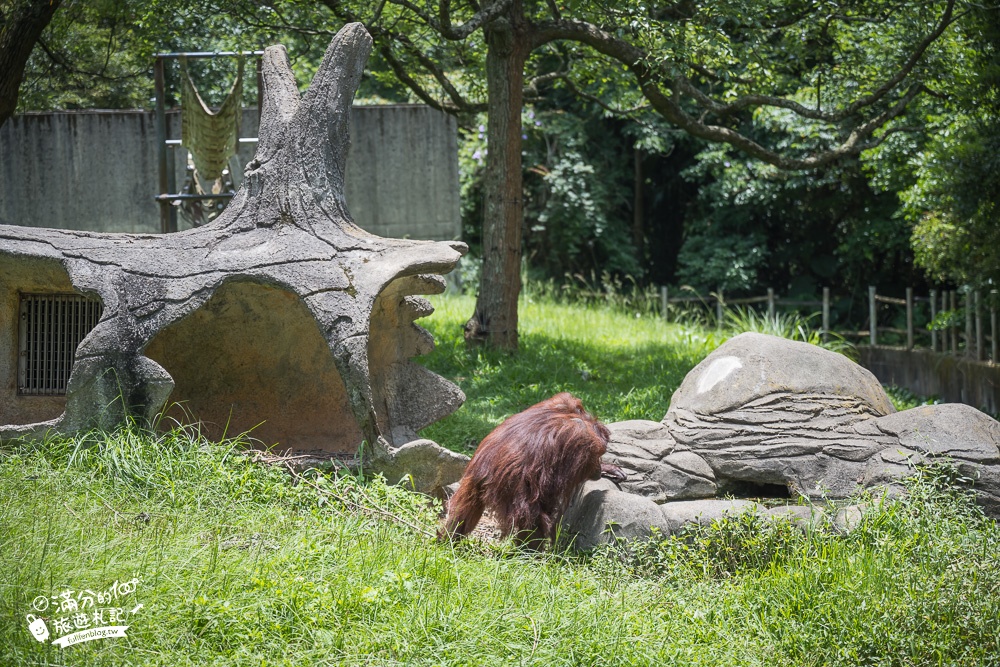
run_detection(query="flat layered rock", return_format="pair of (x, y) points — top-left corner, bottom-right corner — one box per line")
(565, 333), (1000, 547)
(603, 420), (717, 502)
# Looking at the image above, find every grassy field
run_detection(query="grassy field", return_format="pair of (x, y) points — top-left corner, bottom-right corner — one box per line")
(1, 293), (997, 666)
(418, 292), (717, 453)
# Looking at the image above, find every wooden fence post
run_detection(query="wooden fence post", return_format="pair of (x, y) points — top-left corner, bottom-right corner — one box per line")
(661, 286), (668, 322)
(975, 290), (983, 361)
(930, 289), (938, 352)
(966, 288), (973, 358)
(950, 290), (958, 355)
(906, 287), (914, 351)
(869, 286), (877, 346)
(992, 291), (997, 364)
(767, 288), (775, 319)
(822, 287), (830, 344)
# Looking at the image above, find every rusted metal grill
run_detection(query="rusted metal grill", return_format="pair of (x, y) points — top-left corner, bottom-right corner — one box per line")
(18, 294), (103, 395)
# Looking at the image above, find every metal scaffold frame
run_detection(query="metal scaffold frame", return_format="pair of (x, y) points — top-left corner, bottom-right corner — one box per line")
(153, 50), (264, 233)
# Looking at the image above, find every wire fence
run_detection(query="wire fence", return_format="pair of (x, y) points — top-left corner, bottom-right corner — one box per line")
(659, 286), (998, 365)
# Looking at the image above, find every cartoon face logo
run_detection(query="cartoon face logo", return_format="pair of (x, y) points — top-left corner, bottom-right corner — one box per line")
(26, 614), (49, 642)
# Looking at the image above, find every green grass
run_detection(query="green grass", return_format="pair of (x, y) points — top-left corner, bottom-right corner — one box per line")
(1, 293), (998, 666)
(418, 293), (716, 452)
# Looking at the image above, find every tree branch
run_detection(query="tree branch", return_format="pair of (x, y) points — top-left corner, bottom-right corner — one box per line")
(35, 39), (137, 81)
(378, 44), (485, 113)
(320, 0), (484, 113)
(387, 0), (512, 40)
(558, 74), (650, 116)
(378, 27), (486, 112)
(688, 62), (754, 86)
(674, 0), (959, 122)
(530, 17), (942, 170)
(524, 69), (564, 98)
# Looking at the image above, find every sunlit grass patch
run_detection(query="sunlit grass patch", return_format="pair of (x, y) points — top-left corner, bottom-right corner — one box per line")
(419, 292), (716, 452)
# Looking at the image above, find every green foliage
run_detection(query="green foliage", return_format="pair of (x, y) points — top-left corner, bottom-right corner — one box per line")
(674, 232), (769, 294)
(609, 512), (811, 581)
(905, 116), (1000, 287)
(458, 106), (641, 281)
(14, 0), (339, 112)
(877, 9), (1000, 290)
(676, 111), (914, 302)
(884, 385), (941, 412)
(522, 108), (639, 279)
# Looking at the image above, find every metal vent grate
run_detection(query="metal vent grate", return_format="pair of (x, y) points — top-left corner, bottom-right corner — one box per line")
(18, 294), (103, 396)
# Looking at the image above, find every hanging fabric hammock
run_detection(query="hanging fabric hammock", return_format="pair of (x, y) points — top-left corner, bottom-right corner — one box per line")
(180, 56), (244, 181)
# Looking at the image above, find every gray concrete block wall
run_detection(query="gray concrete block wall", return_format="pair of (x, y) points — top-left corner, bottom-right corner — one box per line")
(0, 111), (163, 233)
(0, 105), (460, 241)
(346, 105), (461, 241)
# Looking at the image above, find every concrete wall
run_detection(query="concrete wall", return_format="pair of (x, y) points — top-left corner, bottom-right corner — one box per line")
(858, 346), (1000, 415)
(0, 105), (460, 240)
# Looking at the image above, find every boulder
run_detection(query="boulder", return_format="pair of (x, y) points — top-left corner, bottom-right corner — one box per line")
(602, 420), (717, 502)
(562, 479), (672, 550)
(373, 438), (470, 498)
(875, 404), (1000, 513)
(665, 333), (898, 501)
(564, 333), (1000, 548)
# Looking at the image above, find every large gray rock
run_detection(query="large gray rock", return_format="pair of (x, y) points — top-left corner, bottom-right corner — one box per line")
(668, 332), (894, 419)
(875, 403), (1000, 462)
(875, 404), (1000, 513)
(373, 438), (470, 498)
(563, 479), (672, 550)
(0, 25), (466, 492)
(602, 420), (717, 502)
(665, 333), (898, 501)
(565, 333), (1000, 547)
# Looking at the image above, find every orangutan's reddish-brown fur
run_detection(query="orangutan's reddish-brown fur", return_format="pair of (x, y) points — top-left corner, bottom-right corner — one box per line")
(439, 392), (625, 547)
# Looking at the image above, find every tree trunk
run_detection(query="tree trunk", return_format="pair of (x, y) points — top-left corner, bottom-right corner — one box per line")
(464, 13), (527, 351)
(0, 0), (62, 127)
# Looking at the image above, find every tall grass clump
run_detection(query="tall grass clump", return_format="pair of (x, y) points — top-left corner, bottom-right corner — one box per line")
(587, 462), (1000, 665)
(719, 305), (857, 359)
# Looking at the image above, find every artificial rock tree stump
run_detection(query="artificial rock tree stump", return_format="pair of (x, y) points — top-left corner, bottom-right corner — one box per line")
(0, 24), (469, 492)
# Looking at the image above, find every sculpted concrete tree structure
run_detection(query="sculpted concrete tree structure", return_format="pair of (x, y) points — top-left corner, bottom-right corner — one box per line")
(0, 24), (469, 490)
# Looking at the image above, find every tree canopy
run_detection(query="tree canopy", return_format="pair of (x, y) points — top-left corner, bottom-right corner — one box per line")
(313, 0), (978, 348)
(4, 0), (999, 341)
